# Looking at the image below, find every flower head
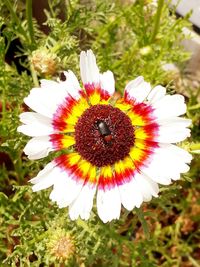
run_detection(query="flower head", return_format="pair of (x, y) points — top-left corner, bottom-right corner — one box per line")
(31, 48), (59, 76)
(18, 50), (192, 223)
(47, 229), (75, 261)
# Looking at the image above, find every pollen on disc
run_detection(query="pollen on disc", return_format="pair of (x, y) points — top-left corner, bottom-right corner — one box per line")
(75, 104), (134, 167)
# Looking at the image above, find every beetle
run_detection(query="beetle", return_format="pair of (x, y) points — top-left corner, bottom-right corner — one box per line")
(96, 120), (113, 144)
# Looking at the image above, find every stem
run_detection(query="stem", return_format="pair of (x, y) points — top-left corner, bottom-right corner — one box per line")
(135, 208), (150, 239)
(15, 152), (24, 184)
(150, 0), (164, 43)
(190, 143), (200, 151)
(0, 47), (6, 122)
(139, 0), (148, 45)
(30, 63), (39, 87)
(188, 103), (200, 110)
(1, 73), (6, 122)
(26, 0), (35, 45)
(187, 255), (200, 267)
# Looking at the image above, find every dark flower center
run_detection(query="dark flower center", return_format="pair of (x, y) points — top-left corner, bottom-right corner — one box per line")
(75, 104), (134, 167)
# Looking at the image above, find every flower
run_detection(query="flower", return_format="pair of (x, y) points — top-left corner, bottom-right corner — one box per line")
(31, 48), (59, 76)
(47, 229), (75, 261)
(18, 50), (192, 223)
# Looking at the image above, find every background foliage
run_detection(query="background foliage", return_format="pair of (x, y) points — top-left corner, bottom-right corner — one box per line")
(0, 0), (200, 266)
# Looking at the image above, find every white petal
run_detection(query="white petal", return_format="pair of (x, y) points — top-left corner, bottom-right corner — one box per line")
(19, 112), (52, 125)
(125, 76), (144, 91)
(80, 50), (100, 85)
(69, 184), (96, 220)
(63, 70), (81, 100)
(119, 177), (143, 210)
(149, 175), (172, 185)
(97, 187), (121, 223)
(31, 162), (55, 184)
(40, 79), (59, 89)
(134, 172), (159, 201)
(152, 117), (191, 143)
(152, 94), (186, 119)
(17, 112), (53, 137)
(167, 144), (192, 163)
(147, 85), (166, 103)
(157, 125), (191, 143)
(157, 117), (191, 127)
(30, 162), (57, 191)
(17, 125), (53, 137)
(50, 172), (84, 208)
(142, 144), (192, 185)
(125, 76), (151, 103)
(151, 117), (191, 143)
(24, 81), (70, 118)
(99, 70), (115, 96)
(24, 136), (53, 160)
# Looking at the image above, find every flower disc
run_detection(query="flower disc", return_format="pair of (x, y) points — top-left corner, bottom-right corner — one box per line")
(75, 104), (134, 167)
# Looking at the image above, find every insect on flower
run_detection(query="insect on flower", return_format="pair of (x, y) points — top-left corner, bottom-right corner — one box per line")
(96, 120), (113, 144)
(18, 50), (192, 223)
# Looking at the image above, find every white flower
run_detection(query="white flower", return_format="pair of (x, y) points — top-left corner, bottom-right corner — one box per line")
(18, 50), (192, 223)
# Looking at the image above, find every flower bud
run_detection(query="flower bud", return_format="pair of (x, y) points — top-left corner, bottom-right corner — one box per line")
(47, 229), (75, 261)
(31, 48), (59, 76)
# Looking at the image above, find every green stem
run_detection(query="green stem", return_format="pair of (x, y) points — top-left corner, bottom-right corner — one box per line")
(188, 103), (200, 110)
(187, 255), (200, 267)
(0, 45), (7, 122)
(139, 0), (148, 45)
(1, 72), (6, 122)
(150, 0), (164, 43)
(135, 208), (150, 239)
(26, 0), (35, 45)
(15, 152), (24, 184)
(30, 63), (39, 87)
(190, 143), (200, 151)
